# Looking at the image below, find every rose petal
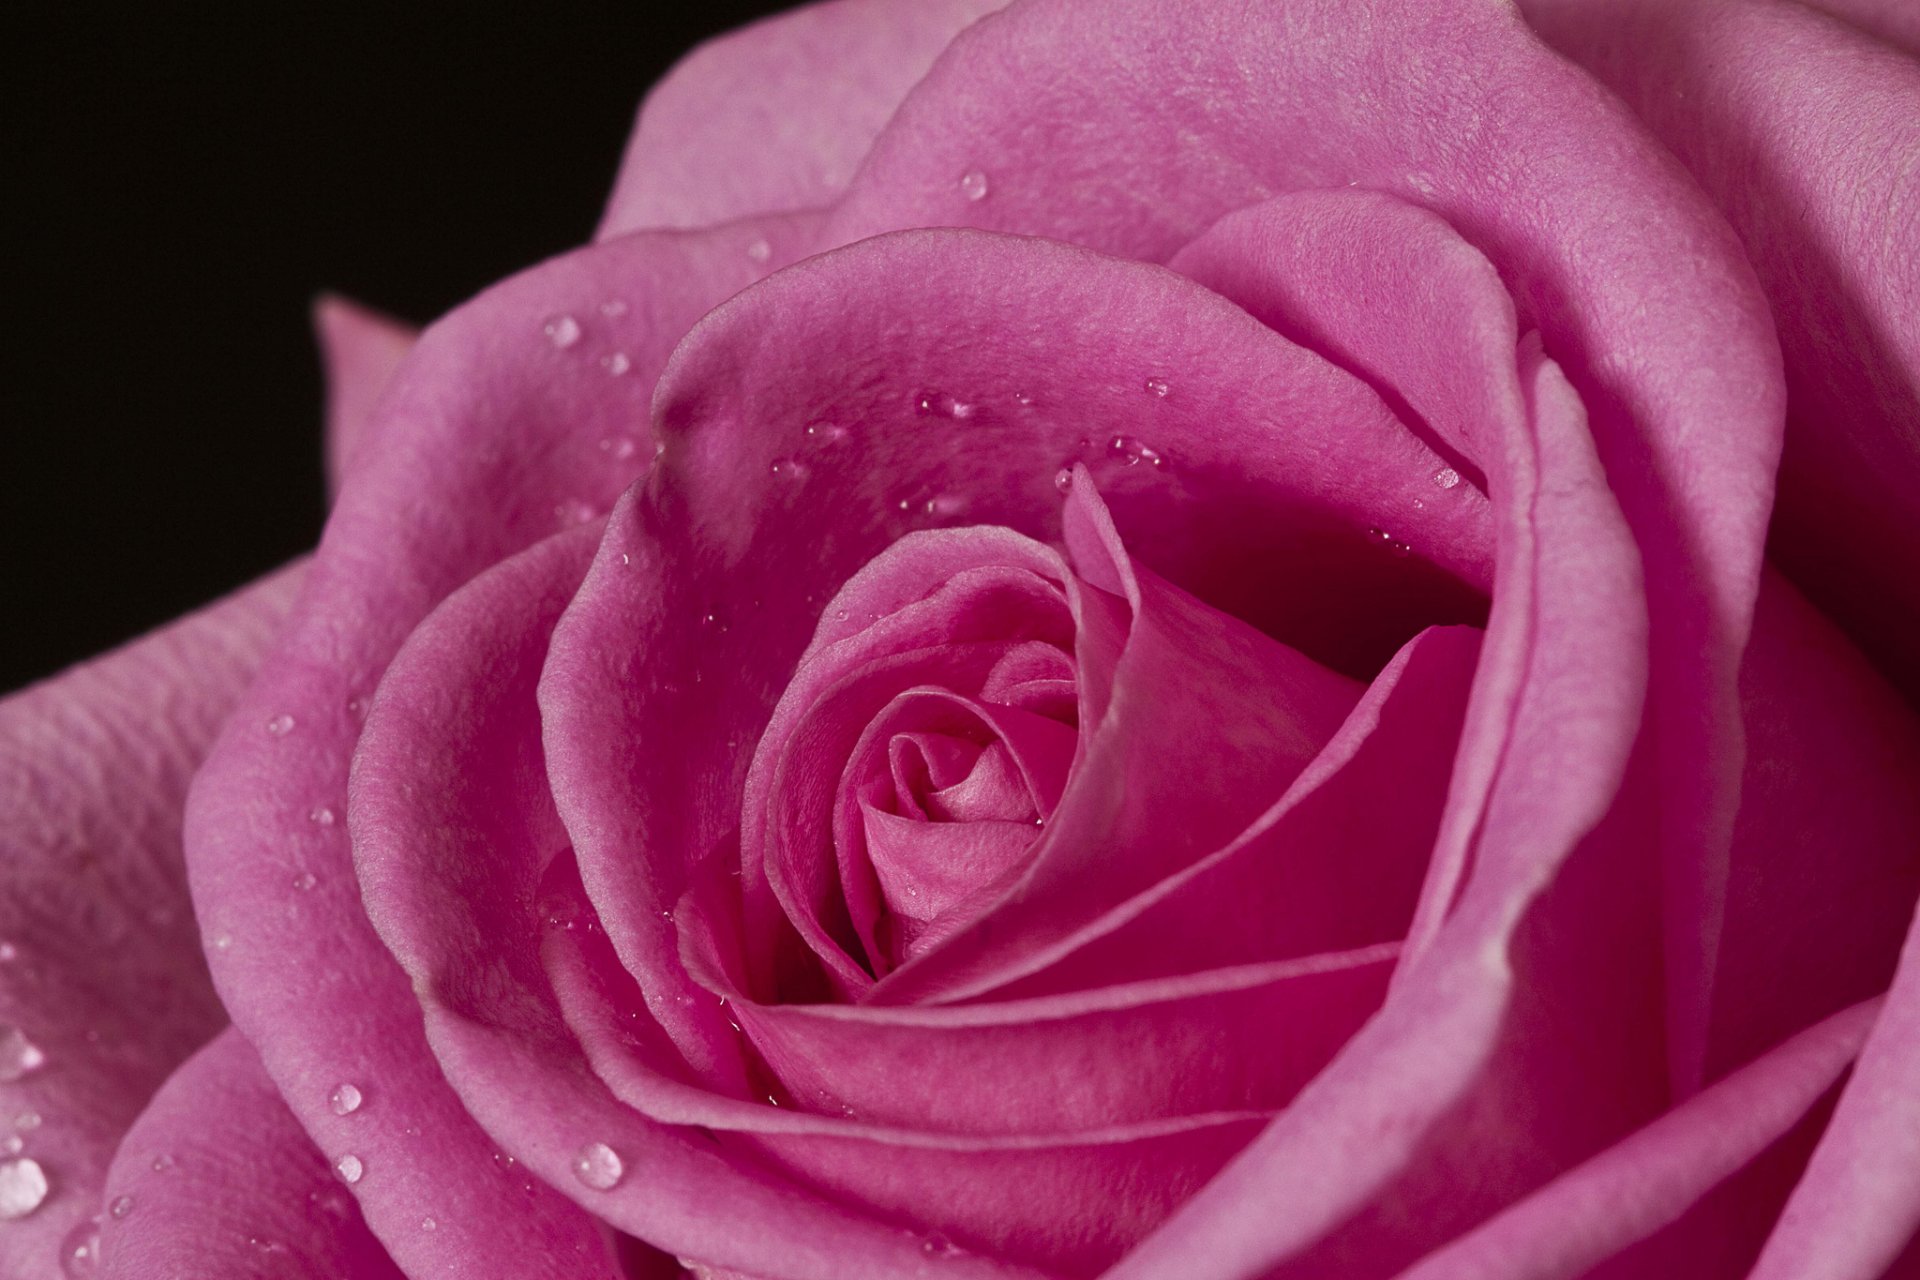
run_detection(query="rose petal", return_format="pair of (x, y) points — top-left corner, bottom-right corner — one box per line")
(1110, 344), (1649, 1277)
(351, 528), (1044, 1279)
(1396, 998), (1881, 1280)
(1520, 0), (1920, 704)
(0, 564), (300, 1276)
(313, 293), (415, 495)
(597, 0), (1006, 235)
(983, 623), (1480, 999)
(97, 1027), (404, 1280)
(832, 0), (1781, 1099)
(187, 215), (819, 1280)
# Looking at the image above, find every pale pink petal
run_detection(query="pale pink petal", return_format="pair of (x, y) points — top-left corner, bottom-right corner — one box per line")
(185, 214), (820, 1280)
(97, 1027), (404, 1280)
(1397, 999), (1880, 1280)
(0, 564), (300, 1276)
(350, 528), (1045, 1279)
(313, 294), (415, 495)
(1519, 0), (1920, 702)
(598, 0), (1005, 236)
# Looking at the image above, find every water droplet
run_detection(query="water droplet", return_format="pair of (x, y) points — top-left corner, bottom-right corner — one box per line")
(599, 352), (632, 377)
(212, 934), (233, 952)
(598, 436), (639, 460)
(329, 1083), (363, 1116)
(770, 457), (810, 482)
(923, 494), (967, 519)
(248, 1236), (288, 1255)
(764, 1093), (781, 1108)
(0, 1158), (49, 1219)
(0, 942), (17, 962)
(914, 390), (975, 420)
(491, 1151), (518, 1172)
(0, 1027), (46, 1082)
(699, 611), (727, 633)
(958, 169), (990, 202)
(1143, 376), (1171, 398)
(1106, 436), (1164, 468)
(745, 237), (772, 264)
(291, 872), (317, 892)
(618, 552), (631, 566)
(1053, 466), (1074, 494)
(333, 1154), (363, 1185)
(265, 713), (296, 737)
(921, 1232), (965, 1258)
(108, 1195), (134, 1220)
(421, 1216), (437, 1231)
(307, 806), (335, 827)
(571, 1142), (623, 1191)
(345, 695), (369, 721)
(1366, 527), (1413, 558)
(1013, 390), (1035, 407)
(1432, 466), (1462, 490)
(1, 1137), (20, 1156)
(60, 1216), (101, 1276)
(150, 1153), (176, 1173)
(805, 421), (848, 444)
(598, 299), (628, 318)
(543, 315), (582, 349)
(16, 1111), (41, 1131)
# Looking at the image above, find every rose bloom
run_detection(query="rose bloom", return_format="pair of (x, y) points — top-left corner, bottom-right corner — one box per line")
(5, 0), (1920, 1277)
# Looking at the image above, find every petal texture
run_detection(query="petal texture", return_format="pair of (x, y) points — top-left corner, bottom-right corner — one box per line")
(314, 294), (415, 496)
(97, 1028), (404, 1280)
(0, 564), (301, 1277)
(598, 0), (1005, 235)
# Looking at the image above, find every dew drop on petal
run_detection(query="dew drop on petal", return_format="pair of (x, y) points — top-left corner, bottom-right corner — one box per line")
(212, 934), (233, 952)
(329, 1083), (363, 1116)
(1143, 376), (1171, 398)
(0, 1028), (46, 1082)
(60, 1216), (101, 1276)
(1433, 467), (1462, 490)
(0, 1158), (49, 1220)
(333, 1154), (363, 1185)
(108, 1195), (133, 1220)
(745, 237), (772, 264)
(291, 872), (317, 892)
(571, 1142), (623, 1191)
(307, 806), (335, 827)
(1107, 436), (1164, 468)
(150, 1153), (176, 1173)
(599, 352), (632, 377)
(958, 169), (989, 201)
(598, 436), (638, 460)
(0, 942), (18, 962)
(1, 1137), (20, 1156)
(543, 315), (582, 349)
(265, 713), (296, 737)
(805, 421), (848, 444)
(769, 457), (810, 482)
(421, 1216), (437, 1231)
(598, 299), (628, 318)
(344, 695), (369, 722)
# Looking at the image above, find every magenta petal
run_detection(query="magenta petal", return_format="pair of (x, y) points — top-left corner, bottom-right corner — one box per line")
(184, 215), (824, 1280)
(352, 530), (1040, 1279)
(1520, 0), (1920, 702)
(0, 565), (300, 1276)
(597, 0), (1005, 235)
(97, 1027), (403, 1280)
(1398, 999), (1880, 1280)
(313, 293), (414, 496)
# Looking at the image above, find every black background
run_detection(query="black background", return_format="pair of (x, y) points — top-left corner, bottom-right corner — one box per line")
(4, 2), (793, 693)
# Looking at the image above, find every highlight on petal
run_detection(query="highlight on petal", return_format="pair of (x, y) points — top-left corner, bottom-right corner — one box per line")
(96, 1028), (404, 1280)
(0, 564), (301, 1278)
(598, 0), (1006, 236)
(314, 294), (415, 496)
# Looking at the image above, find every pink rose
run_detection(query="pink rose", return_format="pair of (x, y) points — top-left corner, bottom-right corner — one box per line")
(5, 1), (1919, 1277)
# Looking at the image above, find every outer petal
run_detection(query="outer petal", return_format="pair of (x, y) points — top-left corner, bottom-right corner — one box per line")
(96, 1028), (404, 1280)
(1395, 999), (1880, 1280)
(0, 564), (300, 1277)
(1518, 0), (1920, 702)
(598, 0), (1005, 236)
(313, 294), (415, 496)
(185, 215), (820, 1280)
(351, 526), (1047, 1280)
